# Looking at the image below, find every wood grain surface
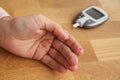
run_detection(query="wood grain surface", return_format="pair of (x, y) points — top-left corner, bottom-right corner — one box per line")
(0, 0), (120, 80)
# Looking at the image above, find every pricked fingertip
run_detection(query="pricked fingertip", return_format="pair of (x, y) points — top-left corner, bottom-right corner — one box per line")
(76, 48), (84, 56)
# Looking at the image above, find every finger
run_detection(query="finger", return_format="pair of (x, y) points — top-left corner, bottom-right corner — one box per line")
(52, 39), (78, 66)
(48, 48), (78, 71)
(46, 22), (69, 41)
(34, 14), (69, 41)
(64, 35), (83, 56)
(48, 48), (70, 68)
(40, 54), (67, 73)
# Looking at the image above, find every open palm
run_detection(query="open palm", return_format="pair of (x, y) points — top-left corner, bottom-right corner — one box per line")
(0, 15), (83, 73)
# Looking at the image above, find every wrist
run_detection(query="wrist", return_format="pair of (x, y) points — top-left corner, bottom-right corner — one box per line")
(0, 7), (12, 47)
(0, 17), (12, 48)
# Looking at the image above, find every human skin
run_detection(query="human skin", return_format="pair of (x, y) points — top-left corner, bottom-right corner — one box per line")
(0, 14), (83, 73)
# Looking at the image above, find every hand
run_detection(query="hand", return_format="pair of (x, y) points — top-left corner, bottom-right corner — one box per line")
(0, 14), (83, 73)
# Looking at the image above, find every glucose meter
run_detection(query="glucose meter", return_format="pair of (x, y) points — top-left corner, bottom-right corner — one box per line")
(73, 6), (109, 28)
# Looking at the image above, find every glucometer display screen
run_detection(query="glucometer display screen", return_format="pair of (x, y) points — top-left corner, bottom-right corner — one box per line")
(86, 8), (104, 19)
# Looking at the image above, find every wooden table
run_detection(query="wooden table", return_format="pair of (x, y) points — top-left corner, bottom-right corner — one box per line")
(0, 0), (120, 80)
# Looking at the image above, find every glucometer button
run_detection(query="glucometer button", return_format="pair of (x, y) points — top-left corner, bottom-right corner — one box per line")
(86, 19), (94, 24)
(84, 19), (95, 27)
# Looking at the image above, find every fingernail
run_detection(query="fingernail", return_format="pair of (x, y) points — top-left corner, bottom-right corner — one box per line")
(69, 65), (78, 71)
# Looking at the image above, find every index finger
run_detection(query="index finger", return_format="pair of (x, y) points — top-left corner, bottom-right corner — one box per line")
(46, 22), (69, 41)
(34, 14), (69, 41)
(64, 34), (83, 56)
